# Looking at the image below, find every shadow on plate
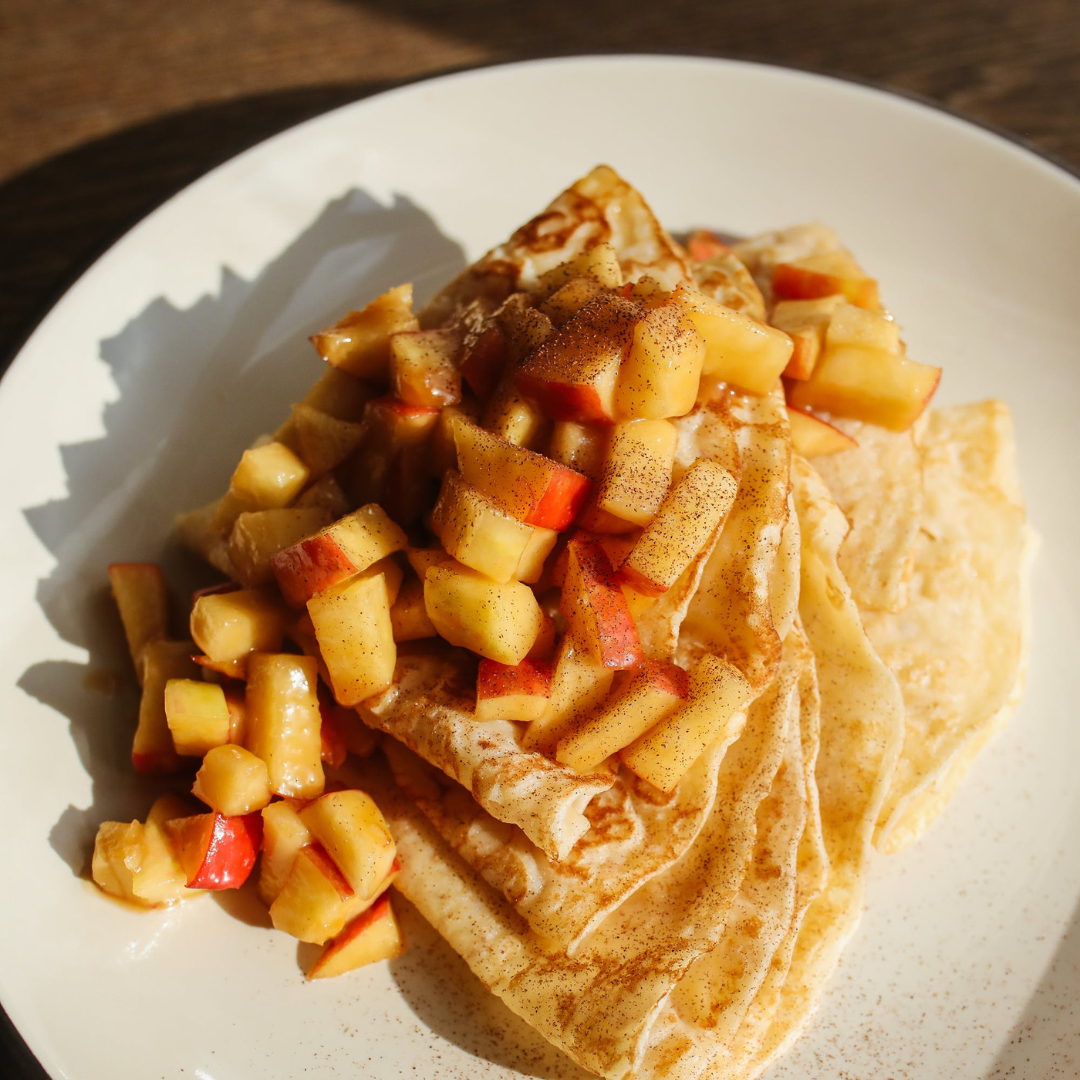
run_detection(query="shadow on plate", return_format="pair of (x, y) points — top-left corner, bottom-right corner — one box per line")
(389, 895), (593, 1080)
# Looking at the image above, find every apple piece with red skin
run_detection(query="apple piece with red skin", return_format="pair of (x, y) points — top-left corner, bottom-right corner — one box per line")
(307, 893), (406, 979)
(686, 229), (731, 262)
(453, 417), (592, 530)
(516, 293), (640, 425)
(786, 406), (860, 457)
(460, 324), (508, 400)
(772, 254), (880, 310)
(475, 657), (554, 722)
(107, 562), (169, 684)
(310, 283), (419, 379)
(560, 536), (643, 670)
(319, 703), (348, 768)
(164, 811), (262, 890)
(270, 504), (407, 608)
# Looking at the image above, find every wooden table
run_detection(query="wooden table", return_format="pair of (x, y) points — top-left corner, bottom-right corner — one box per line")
(0, 0), (1076, 1074)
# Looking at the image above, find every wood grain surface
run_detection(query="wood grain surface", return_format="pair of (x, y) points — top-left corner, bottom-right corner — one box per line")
(0, 1), (1077, 1076)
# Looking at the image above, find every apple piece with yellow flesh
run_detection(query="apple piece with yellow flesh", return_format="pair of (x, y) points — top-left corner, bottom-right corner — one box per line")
(108, 562), (169, 683)
(515, 526), (558, 585)
(133, 641), (200, 773)
(620, 655), (752, 792)
(560, 536), (643, 670)
(769, 296), (844, 380)
(669, 285), (793, 395)
(595, 419), (677, 528)
(271, 504), (407, 608)
(190, 588), (287, 663)
(91, 820), (144, 904)
(475, 657), (554, 723)
(224, 441), (310, 521)
(307, 893), (406, 979)
(299, 789), (396, 901)
(453, 417), (592, 530)
(547, 421), (606, 480)
(269, 841), (355, 943)
(294, 474), (350, 519)
(307, 569), (397, 706)
(786, 344), (941, 432)
(310, 284), (419, 379)
(390, 328), (462, 408)
(536, 241), (623, 297)
(481, 379), (549, 449)
(348, 395), (440, 509)
(164, 678), (231, 756)
(245, 653), (325, 799)
(276, 405), (366, 479)
(192, 650), (246, 682)
(786, 406), (860, 457)
(825, 302), (901, 351)
(431, 470), (535, 584)
(228, 507), (332, 588)
(390, 575), (437, 642)
(164, 810), (262, 890)
(556, 660), (688, 773)
(527, 612), (557, 661)
(131, 795), (205, 905)
(192, 744), (272, 817)
(772, 253), (880, 310)
(521, 633), (614, 754)
(424, 563), (542, 665)
(614, 302), (705, 420)
(259, 798), (312, 907)
(540, 277), (609, 327)
(516, 293), (640, 424)
(619, 459), (738, 596)
(319, 705), (348, 768)
(299, 367), (376, 422)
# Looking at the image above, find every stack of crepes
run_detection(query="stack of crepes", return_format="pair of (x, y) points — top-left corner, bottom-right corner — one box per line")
(351, 167), (1034, 1079)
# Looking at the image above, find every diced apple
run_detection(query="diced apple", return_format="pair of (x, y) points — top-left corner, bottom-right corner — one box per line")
(91, 820), (142, 904)
(164, 678), (231, 756)
(294, 474), (350, 519)
(224, 686), (247, 744)
(686, 229), (731, 262)
(133, 641), (200, 773)
(190, 588), (287, 663)
(574, 503), (640, 535)
(405, 546), (454, 580)
(299, 790), (396, 900)
(560, 537), (643, 669)
(259, 798), (312, 906)
(786, 344), (941, 432)
(527, 612), (557, 661)
(475, 657), (554, 722)
(299, 367), (377, 421)
(108, 562), (169, 683)
(772, 253), (880, 310)
(164, 811), (262, 889)
(786, 406), (860, 457)
(226, 441), (310, 515)
(454, 417), (592, 530)
(311, 284), (419, 378)
(521, 633), (614, 754)
(547, 421), (606, 480)
(540, 277), (609, 327)
(245, 653), (325, 798)
(390, 328), (461, 408)
(595, 419), (677, 527)
(614, 302), (705, 420)
(390, 576), (437, 642)
(516, 293), (640, 424)
(227, 507), (332, 588)
(556, 660), (688, 773)
(769, 296), (843, 380)
(130, 795), (205, 906)
(349, 395), (440, 512)
(320, 704), (347, 767)
(271, 504), (407, 608)
(307, 570), (396, 706)
(825, 302), (900, 352)
(429, 401), (481, 478)
(174, 500), (236, 578)
(307, 893), (406, 978)
(669, 285), (793, 394)
(192, 744), (272, 816)
(515, 526), (558, 585)
(619, 460), (739, 595)
(276, 404), (366, 478)
(424, 563), (542, 665)
(322, 697), (378, 759)
(431, 470), (535, 584)
(481, 379), (549, 449)
(460, 324), (507, 400)
(268, 841), (355, 944)
(620, 655), (752, 792)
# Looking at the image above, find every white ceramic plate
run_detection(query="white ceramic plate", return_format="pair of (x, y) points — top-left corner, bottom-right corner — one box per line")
(2, 55), (1078, 1080)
